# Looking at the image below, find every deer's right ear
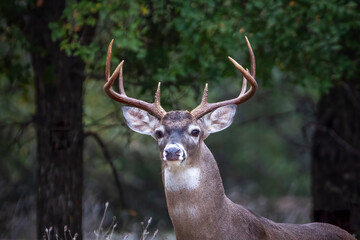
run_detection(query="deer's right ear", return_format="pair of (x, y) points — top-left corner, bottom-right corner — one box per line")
(122, 106), (159, 135)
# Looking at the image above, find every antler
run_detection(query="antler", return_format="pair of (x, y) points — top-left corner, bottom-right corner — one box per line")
(191, 36), (258, 119)
(104, 40), (167, 119)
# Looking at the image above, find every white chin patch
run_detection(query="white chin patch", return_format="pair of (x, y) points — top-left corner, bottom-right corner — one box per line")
(162, 143), (187, 161)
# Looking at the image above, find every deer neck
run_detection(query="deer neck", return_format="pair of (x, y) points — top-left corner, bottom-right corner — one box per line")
(161, 142), (228, 237)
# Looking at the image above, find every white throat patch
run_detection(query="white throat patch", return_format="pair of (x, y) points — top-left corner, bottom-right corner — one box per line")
(172, 203), (199, 219)
(164, 167), (201, 191)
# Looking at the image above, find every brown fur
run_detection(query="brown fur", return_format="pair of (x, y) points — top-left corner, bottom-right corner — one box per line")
(122, 108), (356, 240)
(154, 110), (356, 240)
(161, 142), (356, 240)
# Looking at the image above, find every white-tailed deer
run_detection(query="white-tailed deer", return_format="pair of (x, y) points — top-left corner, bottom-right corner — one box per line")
(104, 37), (356, 240)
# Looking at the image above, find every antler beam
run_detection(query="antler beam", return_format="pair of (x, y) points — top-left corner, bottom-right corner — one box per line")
(191, 36), (257, 119)
(104, 40), (166, 119)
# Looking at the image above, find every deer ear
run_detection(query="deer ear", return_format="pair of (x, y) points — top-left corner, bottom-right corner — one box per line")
(122, 106), (159, 135)
(199, 104), (236, 135)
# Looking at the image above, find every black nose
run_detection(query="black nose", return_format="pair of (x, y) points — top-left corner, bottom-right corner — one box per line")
(165, 147), (182, 161)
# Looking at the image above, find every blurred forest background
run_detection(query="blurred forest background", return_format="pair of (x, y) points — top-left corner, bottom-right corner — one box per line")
(0, 0), (359, 239)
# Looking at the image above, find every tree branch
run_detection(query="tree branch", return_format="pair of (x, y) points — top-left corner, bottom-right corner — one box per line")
(310, 122), (360, 157)
(84, 131), (128, 211)
(0, 119), (34, 154)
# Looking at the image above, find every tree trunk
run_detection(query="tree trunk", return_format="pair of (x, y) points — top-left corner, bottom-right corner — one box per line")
(311, 81), (360, 236)
(16, 1), (91, 238)
(34, 52), (84, 239)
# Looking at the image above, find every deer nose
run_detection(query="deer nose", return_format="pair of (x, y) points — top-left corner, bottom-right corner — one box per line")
(165, 147), (181, 161)
(163, 144), (186, 161)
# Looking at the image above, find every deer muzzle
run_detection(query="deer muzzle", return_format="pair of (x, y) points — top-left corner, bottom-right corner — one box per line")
(163, 144), (186, 161)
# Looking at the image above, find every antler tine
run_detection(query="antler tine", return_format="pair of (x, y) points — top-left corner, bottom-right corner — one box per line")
(154, 82), (162, 105)
(198, 83), (209, 105)
(191, 37), (258, 119)
(240, 74), (248, 96)
(192, 84), (209, 116)
(245, 36), (256, 78)
(104, 39), (124, 99)
(104, 40), (167, 119)
(118, 59), (125, 95)
(105, 39), (113, 80)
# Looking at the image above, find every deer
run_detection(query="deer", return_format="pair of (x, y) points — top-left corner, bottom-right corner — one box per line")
(103, 37), (356, 240)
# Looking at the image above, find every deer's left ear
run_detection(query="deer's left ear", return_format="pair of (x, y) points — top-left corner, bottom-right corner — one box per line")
(199, 104), (236, 136)
(122, 106), (159, 135)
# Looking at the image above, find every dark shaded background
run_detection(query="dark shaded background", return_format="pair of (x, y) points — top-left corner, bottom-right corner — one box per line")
(0, 0), (359, 239)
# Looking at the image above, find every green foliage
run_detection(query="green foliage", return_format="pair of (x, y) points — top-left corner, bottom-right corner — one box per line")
(241, 0), (360, 92)
(49, 1), (252, 109)
(0, 21), (32, 89)
(48, 0), (360, 99)
(3, 0), (359, 97)
(48, 0), (101, 60)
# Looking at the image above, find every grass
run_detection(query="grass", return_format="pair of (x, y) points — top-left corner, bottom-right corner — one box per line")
(43, 202), (159, 240)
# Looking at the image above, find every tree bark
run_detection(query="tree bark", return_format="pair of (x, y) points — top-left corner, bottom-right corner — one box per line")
(14, 1), (93, 238)
(34, 52), (84, 239)
(311, 81), (360, 236)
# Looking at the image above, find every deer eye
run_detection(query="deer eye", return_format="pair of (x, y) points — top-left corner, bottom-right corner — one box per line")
(155, 130), (164, 139)
(191, 129), (200, 137)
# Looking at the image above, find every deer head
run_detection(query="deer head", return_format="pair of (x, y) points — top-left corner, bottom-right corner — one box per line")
(104, 37), (257, 168)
